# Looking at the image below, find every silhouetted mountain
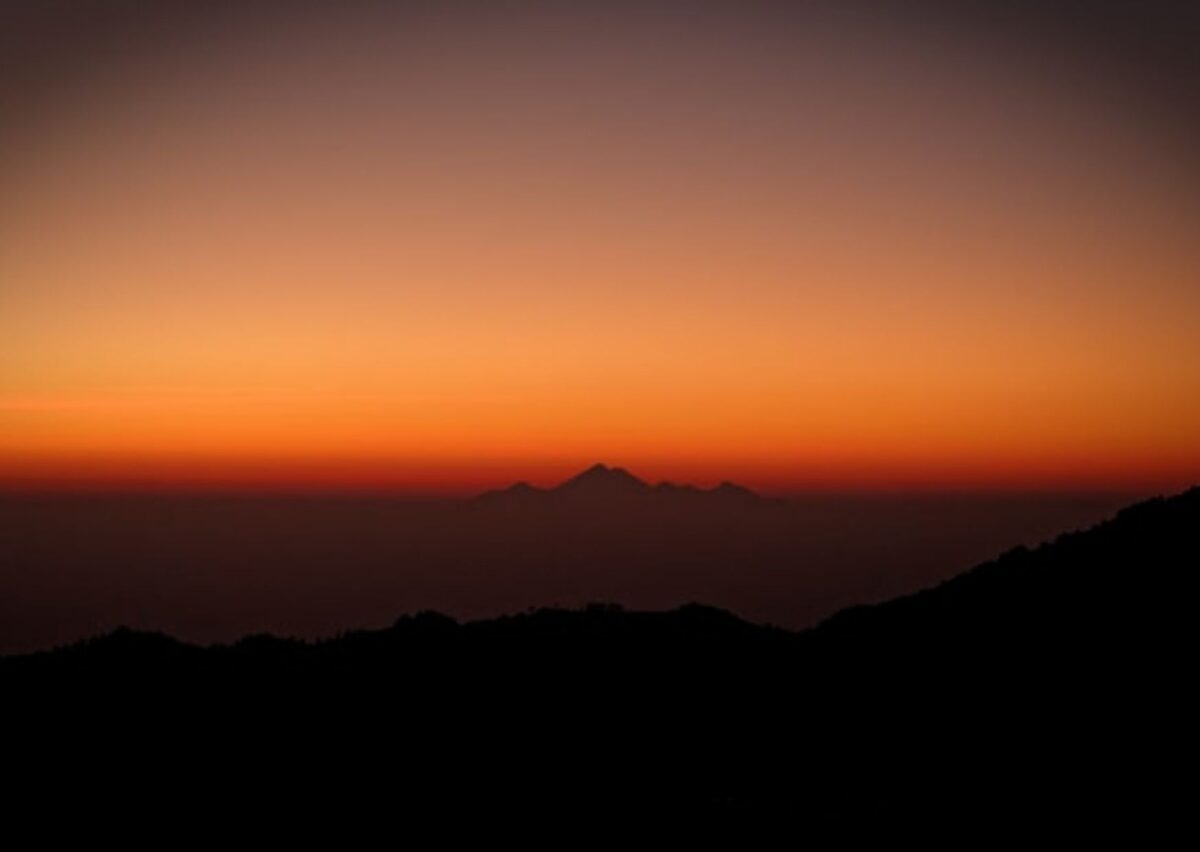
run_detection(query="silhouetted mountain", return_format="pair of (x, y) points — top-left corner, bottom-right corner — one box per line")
(4, 486), (1195, 833)
(475, 462), (765, 508)
(471, 478), (549, 504)
(811, 485), (1196, 656)
(555, 462), (650, 494)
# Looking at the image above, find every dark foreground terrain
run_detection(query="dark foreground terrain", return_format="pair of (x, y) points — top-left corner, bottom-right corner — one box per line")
(5, 486), (1196, 834)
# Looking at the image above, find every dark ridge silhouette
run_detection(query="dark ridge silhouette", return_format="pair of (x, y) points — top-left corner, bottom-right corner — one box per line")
(555, 461), (651, 494)
(470, 478), (549, 503)
(474, 462), (766, 507)
(709, 480), (757, 498)
(4, 486), (1195, 833)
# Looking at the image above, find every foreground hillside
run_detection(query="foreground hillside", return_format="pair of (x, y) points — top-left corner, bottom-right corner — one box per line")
(5, 486), (1196, 832)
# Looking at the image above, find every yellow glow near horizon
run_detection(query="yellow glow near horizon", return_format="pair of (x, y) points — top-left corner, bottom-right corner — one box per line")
(3, 6), (1198, 493)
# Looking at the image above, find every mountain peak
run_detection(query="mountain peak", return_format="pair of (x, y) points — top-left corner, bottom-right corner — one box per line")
(471, 479), (548, 503)
(556, 463), (650, 494)
(476, 464), (763, 505)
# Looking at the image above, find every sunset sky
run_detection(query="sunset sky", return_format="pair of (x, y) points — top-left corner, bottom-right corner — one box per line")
(3, 1), (1198, 494)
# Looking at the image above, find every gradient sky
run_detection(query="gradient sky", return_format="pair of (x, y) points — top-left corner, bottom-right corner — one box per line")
(3, 1), (1199, 494)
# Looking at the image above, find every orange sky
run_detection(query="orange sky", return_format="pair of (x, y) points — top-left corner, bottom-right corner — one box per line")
(3, 5), (1199, 494)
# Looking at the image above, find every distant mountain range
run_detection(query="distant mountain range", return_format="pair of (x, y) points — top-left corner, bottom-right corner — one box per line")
(4, 484), (1196, 832)
(475, 462), (764, 505)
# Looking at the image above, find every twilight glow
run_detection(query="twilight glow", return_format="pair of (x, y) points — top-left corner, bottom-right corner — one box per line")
(3, 2), (1199, 494)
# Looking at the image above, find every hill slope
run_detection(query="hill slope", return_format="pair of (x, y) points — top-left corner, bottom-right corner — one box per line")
(5, 486), (1196, 832)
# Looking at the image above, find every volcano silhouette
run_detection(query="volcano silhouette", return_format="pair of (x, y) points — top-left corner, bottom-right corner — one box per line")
(475, 463), (762, 507)
(554, 463), (651, 496)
